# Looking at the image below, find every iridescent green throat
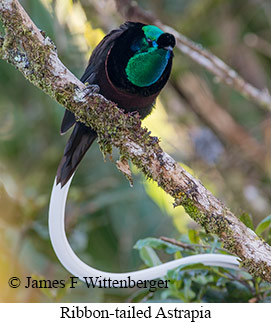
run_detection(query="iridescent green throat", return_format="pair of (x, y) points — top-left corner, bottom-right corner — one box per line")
(125, 25), (171, 88)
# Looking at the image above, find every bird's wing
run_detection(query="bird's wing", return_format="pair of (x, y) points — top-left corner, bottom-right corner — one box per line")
(60, 25), (128, 135)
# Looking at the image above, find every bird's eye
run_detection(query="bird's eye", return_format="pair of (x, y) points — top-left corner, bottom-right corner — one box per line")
(146, 38), (153, 46)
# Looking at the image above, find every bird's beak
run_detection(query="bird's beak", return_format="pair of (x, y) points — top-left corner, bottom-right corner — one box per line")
(163, 45), (173, 51)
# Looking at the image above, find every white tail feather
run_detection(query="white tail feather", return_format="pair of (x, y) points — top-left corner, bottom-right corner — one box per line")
(49, 175), (241, 286)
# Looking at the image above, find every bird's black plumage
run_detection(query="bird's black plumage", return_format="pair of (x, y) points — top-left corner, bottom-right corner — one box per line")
(57, 22), (175, 186)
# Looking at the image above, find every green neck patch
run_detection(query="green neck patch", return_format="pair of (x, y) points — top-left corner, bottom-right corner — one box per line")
(126, 48), (170, 87)
(125, 25), (171, 87)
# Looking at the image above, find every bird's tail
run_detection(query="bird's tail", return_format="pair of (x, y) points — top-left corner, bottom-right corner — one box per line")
(49, 176), (241, 286)
(56, 122), (97, 187)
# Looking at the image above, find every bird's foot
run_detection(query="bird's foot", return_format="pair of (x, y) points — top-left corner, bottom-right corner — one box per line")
(82, 84), (100, 98)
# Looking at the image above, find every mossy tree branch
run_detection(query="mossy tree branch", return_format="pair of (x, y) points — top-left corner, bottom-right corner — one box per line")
(1, 0), (271, 282)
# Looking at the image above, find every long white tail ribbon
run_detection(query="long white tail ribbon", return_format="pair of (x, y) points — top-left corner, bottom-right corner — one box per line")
(49, 176), (240, 286)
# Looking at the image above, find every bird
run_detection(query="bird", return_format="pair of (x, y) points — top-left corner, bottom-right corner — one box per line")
(56, 21), (176, 187)
(49, 22), (240, 285)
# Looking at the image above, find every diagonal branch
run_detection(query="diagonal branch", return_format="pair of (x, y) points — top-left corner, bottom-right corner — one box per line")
(114, 0), (271, 111)
(1, 0), (271, 282)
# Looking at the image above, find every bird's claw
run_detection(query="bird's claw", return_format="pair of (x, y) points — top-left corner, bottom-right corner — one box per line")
(82, 84), (100, 98)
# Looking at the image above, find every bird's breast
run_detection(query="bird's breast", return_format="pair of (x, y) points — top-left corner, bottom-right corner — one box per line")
(95, 52), (159, 118)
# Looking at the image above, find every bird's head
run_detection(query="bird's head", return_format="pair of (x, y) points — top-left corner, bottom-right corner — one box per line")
(107, 23), (175, 91)
(135, 25), (176, 52)
(126, 25), (176, 87)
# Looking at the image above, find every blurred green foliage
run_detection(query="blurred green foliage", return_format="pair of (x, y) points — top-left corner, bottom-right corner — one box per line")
(0, 0), (270, 302)
(134, 226), (271, 302)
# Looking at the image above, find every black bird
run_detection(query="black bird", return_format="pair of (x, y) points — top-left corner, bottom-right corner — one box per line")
(49, 23), (239, 282)
(56, 22), (176, 186)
